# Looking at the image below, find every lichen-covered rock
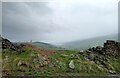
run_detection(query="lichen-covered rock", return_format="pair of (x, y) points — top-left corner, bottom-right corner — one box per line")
(69, 60), (75, 69)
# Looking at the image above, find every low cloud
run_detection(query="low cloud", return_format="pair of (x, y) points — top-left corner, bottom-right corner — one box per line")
(2, 0), (118, 44)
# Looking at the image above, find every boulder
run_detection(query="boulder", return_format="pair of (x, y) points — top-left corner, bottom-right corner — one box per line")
(69, 60), (75, 69)
(2, 37), (25, 53)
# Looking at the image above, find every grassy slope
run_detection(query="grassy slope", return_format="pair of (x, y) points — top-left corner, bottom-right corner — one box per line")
(47, 51), (108, 76)
(31, 42), (60, 50)
(62, 34), (118, 50)
(2, 46), (120, 76)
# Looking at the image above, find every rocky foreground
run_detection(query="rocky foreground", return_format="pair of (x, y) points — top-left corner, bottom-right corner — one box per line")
(1, 37), (120, 76)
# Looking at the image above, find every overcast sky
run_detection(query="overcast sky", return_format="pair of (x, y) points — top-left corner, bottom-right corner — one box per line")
(2, 0), (119, 45)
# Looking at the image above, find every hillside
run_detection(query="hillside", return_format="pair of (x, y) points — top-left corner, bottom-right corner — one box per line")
(31, 42), (61, 50)
(62, 34), (118, 50)
(1, 37), (120, 76)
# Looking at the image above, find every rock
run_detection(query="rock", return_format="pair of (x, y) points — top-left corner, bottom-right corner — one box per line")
(87, 52), (94, 60)
(97, 65), (103, 71)
(33, 59), (39, 63)
(44, 61), (48, 65)
(84, 57), (90, 61)
(69, 60), (75, 69)
(17, 61), (22, 66)
(79, 50), (85, 55)
(17, 61), (28, 67)
(101, 62), (114, 71)
(87, 40), (120, 57)
(2, 37), (25, 53)
(80, 50), (84, 53)
(90, 61), (95, 64)
(33, 56), (49, 67)
(109, 70), (116, 74)
(88, 47), (96, 52)
(103, 40), (120, 56)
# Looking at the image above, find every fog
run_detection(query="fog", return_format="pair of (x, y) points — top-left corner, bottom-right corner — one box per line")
(2, 0), (118, 45)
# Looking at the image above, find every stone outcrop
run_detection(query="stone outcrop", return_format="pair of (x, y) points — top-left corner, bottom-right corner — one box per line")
(103, 40), (120, 56)
(85, 40), (120, 63)
(88, 40), (120, 57)
(1, 37), (25, 53)
(83, 40), (120, 73)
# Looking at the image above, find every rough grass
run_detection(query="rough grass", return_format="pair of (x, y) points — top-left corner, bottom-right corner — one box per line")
(2, 48), (120, 76)
(109, 57), (120, 73)
(47, 50), (110, 76)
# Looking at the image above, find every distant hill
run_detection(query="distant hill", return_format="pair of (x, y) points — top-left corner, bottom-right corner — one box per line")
(31, 42), (61, 50)
(62, 34), (118, 50)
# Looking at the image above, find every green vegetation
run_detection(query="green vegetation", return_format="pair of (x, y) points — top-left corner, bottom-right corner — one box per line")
(2, 35), (120, 76)
(31, 42), (60, 50)
(2, 47), (120, 76)
(47, 51), (109, 76)
(109, 57), (120, 73)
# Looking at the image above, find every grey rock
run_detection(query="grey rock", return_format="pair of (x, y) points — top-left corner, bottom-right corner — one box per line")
(69, 60), (75, 69)
(109, 70), (116, 74)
